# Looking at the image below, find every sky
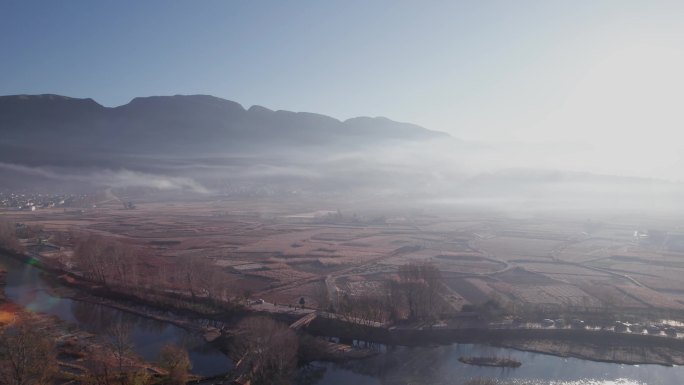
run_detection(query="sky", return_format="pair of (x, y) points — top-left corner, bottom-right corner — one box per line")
(2, 1), (684, 179)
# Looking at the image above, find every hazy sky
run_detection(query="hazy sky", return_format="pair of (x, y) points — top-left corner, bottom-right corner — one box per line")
(2, 1), (684, 178)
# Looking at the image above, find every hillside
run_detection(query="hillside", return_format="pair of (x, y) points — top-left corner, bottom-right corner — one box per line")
(0, 94), (448, 166)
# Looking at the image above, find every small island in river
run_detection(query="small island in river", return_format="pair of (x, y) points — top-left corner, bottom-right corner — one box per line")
(458, 356), (522, 368)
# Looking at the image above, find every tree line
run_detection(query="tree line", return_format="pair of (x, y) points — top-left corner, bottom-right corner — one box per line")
(68, 232), (242, 312)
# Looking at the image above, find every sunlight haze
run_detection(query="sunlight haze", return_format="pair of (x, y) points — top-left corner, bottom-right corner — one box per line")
(2, 1), (684, 179)
(5, 3), (684, 385)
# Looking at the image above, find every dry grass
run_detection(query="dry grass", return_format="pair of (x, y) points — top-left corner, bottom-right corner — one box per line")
(7, 199), (684, 317)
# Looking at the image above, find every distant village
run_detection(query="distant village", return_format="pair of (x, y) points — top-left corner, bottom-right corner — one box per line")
(0, 191), (93, 211)
(633, 228), (684, 253)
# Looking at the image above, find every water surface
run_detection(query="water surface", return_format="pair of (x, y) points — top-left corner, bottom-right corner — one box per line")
(307, 343), (684, 385)
(0, 254), (230, 376)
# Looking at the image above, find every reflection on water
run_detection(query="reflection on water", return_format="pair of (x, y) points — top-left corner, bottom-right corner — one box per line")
(491, 380), (646, 385)
(308, 343), (683, 385)
(0, 254), (230, 376)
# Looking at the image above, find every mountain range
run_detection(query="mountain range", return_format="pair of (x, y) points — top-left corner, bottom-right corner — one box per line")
(0, 94), (448, 167)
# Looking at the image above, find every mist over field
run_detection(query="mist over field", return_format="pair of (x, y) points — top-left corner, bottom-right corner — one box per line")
(0, 93), (680, 213)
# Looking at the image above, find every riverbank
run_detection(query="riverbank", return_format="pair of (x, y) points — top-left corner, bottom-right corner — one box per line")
(499, 338), (684, 366)
(307, 315), (684, 366)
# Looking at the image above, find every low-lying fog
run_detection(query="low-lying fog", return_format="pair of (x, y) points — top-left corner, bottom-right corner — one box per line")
(2, 130), (682, 213)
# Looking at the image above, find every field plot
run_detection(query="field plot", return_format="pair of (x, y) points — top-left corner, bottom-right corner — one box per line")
(581, 283), (649, 309)
(522, 262), (612, 279)
(262, 280), (328, 306)
(636, 276), (684, 292)
(596, 254), (684, 272)
(616, 285), (684, 310)
(415, 219), (485, 232)
(511, 285), (592, 306)
(584, 254), (684, 291)
(240, 263), (316, 283)
(432, 254), (507, 274)
(379, 249), (506, 275)
(555, 239), (625, 263)
(443, 278), (497, 305)
(342, 277), (387, 297)
(476, 236), (564, 261)
(496, 267), (559, 285)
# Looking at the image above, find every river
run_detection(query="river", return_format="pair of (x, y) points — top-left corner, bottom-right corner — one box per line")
(3, 253), (684, 384)
(0, 253), (230, 377)
(305, 341), (684, 385)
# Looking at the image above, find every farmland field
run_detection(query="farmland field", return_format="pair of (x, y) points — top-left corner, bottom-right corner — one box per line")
(5, 196), (684, 318)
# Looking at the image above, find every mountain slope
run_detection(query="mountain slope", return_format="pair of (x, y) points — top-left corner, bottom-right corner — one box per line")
(0, 94), (449, 164)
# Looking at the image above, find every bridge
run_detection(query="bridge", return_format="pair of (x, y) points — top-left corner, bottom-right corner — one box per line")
(290, 311), (317, 330)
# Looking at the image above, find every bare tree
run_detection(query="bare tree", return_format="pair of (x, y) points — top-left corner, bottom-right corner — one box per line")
(106, 323), (133, 385)
(176, 256), (216, 304)
(72, 234), (140, 289)
(389, 261), (444, 321)
(83, 349), (150, 385)
(0, 217), (23, 253)
(337, 294), (388, 326)
(73, 233), (112, 285)
(231, 316), (298, 385)
(0, 320), (57, 385)
(82, 350), (115, 385)
(312, 281), (331, 311)
(108, 242), (139, 286)
(158, 344), (192, 385)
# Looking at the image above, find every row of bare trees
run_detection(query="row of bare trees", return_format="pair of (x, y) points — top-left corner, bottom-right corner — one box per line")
(336, 294), (389, 326)
(70, 233), (241, 309)
(72, 233), (141, 287)
(174, 254), (221, 303)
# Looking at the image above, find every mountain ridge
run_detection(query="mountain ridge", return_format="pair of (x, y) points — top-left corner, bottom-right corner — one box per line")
(0, 93), (450, 167)
(0, 93), (448, 137)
